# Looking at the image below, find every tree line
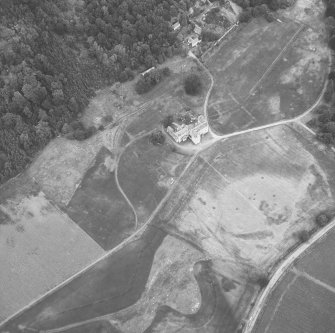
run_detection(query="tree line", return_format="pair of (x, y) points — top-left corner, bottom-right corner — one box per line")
(309, 1), (335, 145)
(231, 0), (291, 22)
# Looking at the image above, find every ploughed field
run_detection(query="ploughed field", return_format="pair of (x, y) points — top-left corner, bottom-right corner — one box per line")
(252, 227), (335, 333)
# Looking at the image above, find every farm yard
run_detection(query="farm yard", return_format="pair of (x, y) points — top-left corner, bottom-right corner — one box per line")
(206, 12), (329, 135)
(252, 228), (335, 333)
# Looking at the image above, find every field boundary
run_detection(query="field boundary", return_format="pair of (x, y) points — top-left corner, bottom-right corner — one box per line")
(243, 218), (335, 333)
(248, 24), (305, 96)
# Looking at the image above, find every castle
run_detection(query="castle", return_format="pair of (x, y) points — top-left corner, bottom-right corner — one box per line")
(167, 115), (209, 145)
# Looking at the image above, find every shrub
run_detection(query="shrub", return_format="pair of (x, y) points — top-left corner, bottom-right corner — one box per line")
(162, 115), (174, 128)
(201, 30), (220, 42)
(135, 68), (170, 95)
(315, 213), (330, 227)
(150, 130), (165, 145)
(256, 275), (270, 288)
(184, 74), (203, 96)
(294, 230), (310, 243)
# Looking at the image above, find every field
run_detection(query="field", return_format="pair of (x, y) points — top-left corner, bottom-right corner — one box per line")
(252, 235), (335, 333)
(206, 13), (328, 135)
(0, 175), (104, 322)
(118, 135), (191, 225)
(66, 147), (136, 250)
(295, 228), (335, 288)
(27, 127), (120, 207)
(1, 226), (166, 332)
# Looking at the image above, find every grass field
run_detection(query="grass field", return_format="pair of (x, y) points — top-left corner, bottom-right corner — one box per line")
(0, 176), (104, 322)
(253, 272), (335, 333)
(118, 136), (191, 225)
(206, 14), (328, 135)
(27, 126), (120, 207)
(66, 147), (136, 250)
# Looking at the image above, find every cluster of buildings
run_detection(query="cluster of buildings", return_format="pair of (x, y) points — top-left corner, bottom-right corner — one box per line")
(167, 114), (209, 145)
(171, 0), (238, 50)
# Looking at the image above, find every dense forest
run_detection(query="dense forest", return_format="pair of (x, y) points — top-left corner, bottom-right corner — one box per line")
(0, 0), (192, 183)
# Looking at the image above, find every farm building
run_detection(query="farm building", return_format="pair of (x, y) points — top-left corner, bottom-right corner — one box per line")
(140, 66), (155, 77)
(167, 115), (209, 144)
(172, 22), (181, 31)
(194, 24), (202, 35)
(187, 36), (201, 47)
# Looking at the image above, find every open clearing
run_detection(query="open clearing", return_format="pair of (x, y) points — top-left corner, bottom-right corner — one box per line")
(66, 147), (136, 250)
(252, 228), (335, 333)
(0, 175), (104, 322)
(207, 12), (328, 135)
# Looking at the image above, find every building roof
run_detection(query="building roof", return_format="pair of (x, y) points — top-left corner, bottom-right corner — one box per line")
(172, 22), (181, 30)
(194, 24), (202, 35)
(140, 66), (155, 76)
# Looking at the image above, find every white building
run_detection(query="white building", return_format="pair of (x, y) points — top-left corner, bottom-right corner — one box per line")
(172, 22), (181, 31)
(167, 115), (209, 145)
(187, 36), (201, 47)
(140, 66), (155, 77)
(194, 24), (202, 35)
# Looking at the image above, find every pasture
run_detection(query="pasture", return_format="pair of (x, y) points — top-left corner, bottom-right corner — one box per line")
(206, 15), (328, 135)
(66, 147), (136, 250)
